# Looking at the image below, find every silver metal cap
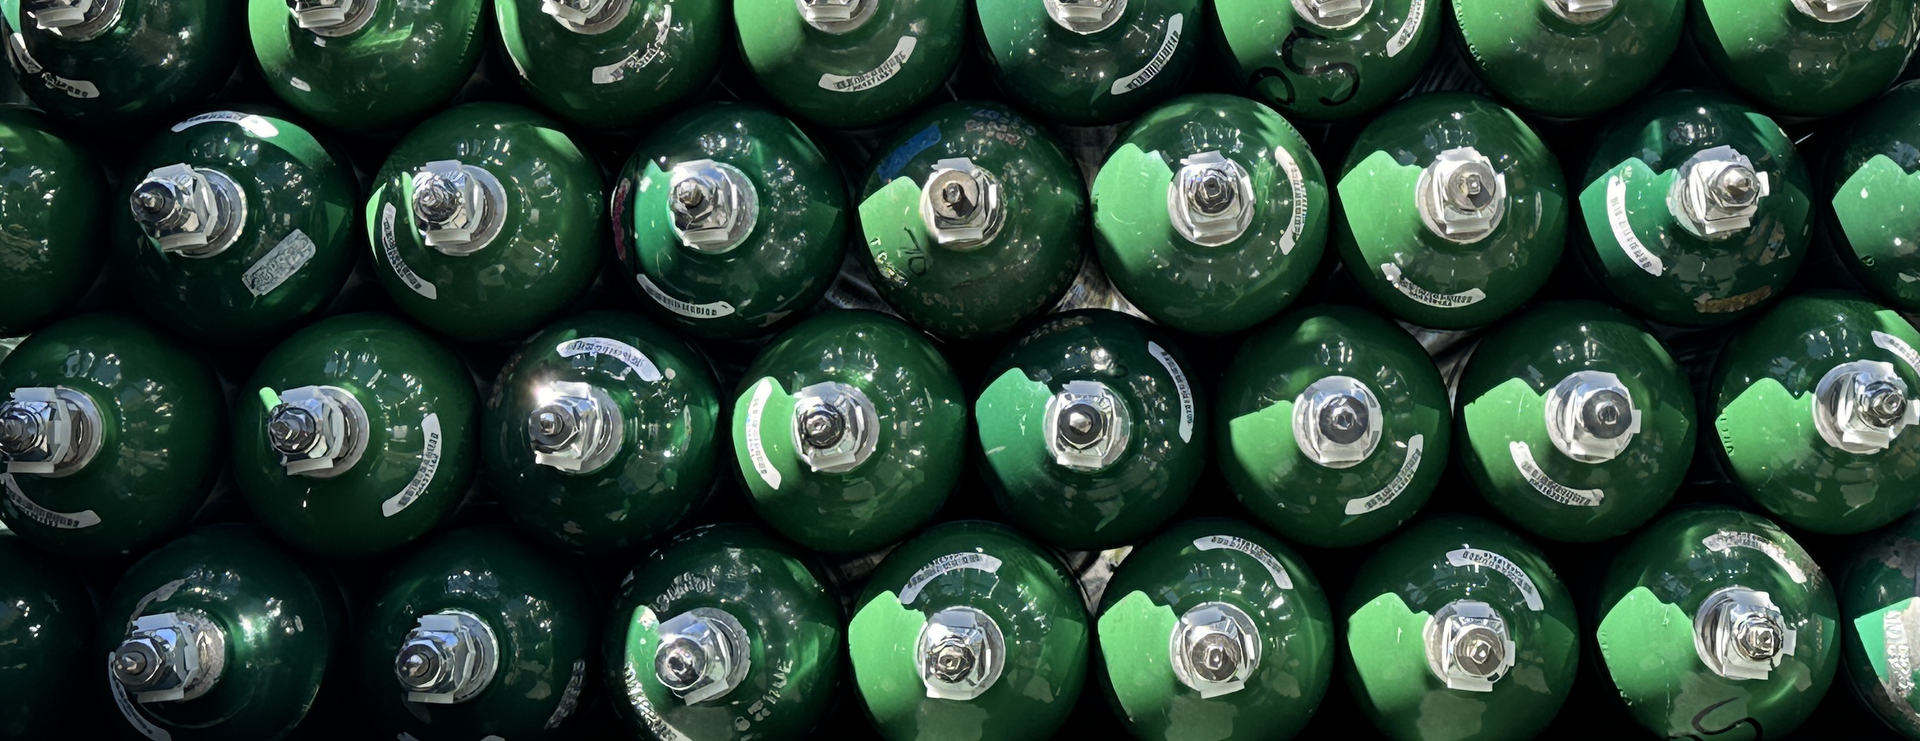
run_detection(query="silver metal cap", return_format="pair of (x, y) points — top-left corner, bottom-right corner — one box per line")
(542, 0), (634, 33)
(1043, 380), (1132, 472)
(920, 158), (1006, 250)
(111, 610), (227, 704)
(917, 606), (1006, 701)
(1424, 600), (1515, 693)
(1290, 0), (1369, 30)
(1169, 602), (1261, 699)
(1544, 370), (1642, 463)
(529, 381), (624, 474)
(26, 0), (120, 38)
(1043, 0), (1127, 33)
(286, 0), (378, 36)
(0, 386), (101, 477)
(1694, 586), (1795, 681)
(411, 160), (508, 256)
(790, 382), (880, 474)
(1813, 360), (1919, 454)
(1793, 0), (1871, 22)
(1669, 146), (1769, 240)
(1417, 147), (1507, 244)
(1168, 151), (1256, 247)
(667, 160), (759, 254)
(130, 164), (247, 259)
(1542, 0), (1616, 22)
(1292, 376), (1383, 469)
(654, 607), (752, 705)
(396, 610), (499, 705)
(796, 0), (876, 32)
(263, 386), (370, 479)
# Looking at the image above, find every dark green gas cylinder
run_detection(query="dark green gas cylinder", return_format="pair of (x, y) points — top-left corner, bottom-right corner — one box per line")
(1827, 82), (1920, 312)
(615, 103), (847, 340)
(483, 311), (723, 555)
(1, 0), (238, 131)
(112, 110), (358, 345)
(1456, 301), (1696, 543)
(1575, 91), (1811, 327)
(1710, 292), (1920, 534)
(857, 101), (1086, 341)
(1092, 94), (1330, 335)
(1691, 0), (1918, 118)
(1332, 93), (1567, 330)
(233, 313), (479, 560)
(975, 310), (1205, 550)
(1094, 518), (1334, 741)
(367, 103), (605, 344)
(359, 526), (598, 740)
(249, 0), (486, 135)
(1212, 0), (1441, 123)
(730, 310), (966, 553)
(0, 107), (104, 337)
(1216, 304), (1449, 549)
(495, 0), (725, 131)
(975, 0), (1201, 125)
(1452, 0), (1684, 119)
(1342, 515), (1578, 741)
(1843, 512), (1920, 739)
(736, 0), (965, 129)
(849, 520), (1088, 741)
(605, 523), (843, 741)
(1596, 506), (1839, 740)
(0, 532), (91, 739)
(0, 313), (223, 559)
(100, 525), (342, 741)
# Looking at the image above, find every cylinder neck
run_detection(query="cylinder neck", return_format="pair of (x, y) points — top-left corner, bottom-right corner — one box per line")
(1168, 151), (1255, 247)
(654, 607), (751, 704)
(1043, 380), (1131, 472)
(130, 164), (247, 260)
(112, 610), (226, 704)
(542, 0), (633, 33)
(25, 0), (121, 39)
(1669, 146), (1769, 241)
(528, 381), (624, 474)
(1424, 600), (1514, 692)
(1417, 147), (1506, 244)
(262, 386), (369, 479)
(1541, 0), (1616, 22)
(396, 610), (498, 705)
(411, 160), (507, 256)
(1289, 0), (1369, 29)
(1292, 376), (1382, 469)
(796, 0), (876, 32)
(1544, 370), (1641, 463)
(286, 0), (378, 36)
(1814, 360), (1918, 454)
(667, 159), (758, 254)
(1694, 586), (1795, 681)
(790, 382), (880, 474)
(919, 158), (1006, 251)
(916, 606), (1005, 701)
(0, 387), (101, 477)
(1169, 602), (1261, 699)
(1043, 0), (1126, 33)
(1793, 0), (1871, 22)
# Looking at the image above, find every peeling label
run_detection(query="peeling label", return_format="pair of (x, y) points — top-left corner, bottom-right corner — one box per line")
(381, 414), (443, 518)
(1875, 331), (1920, 377)
(171, 111), (280, 138)
(1381, 263), (1485, 308)
(1446, 548), (1544, 611)
(242, 230), (317, 297)
(557, 337), (662, 382)
(1606, 174), (1664, 276)
(900, 552), (1003, 603)
(1, 472), (100, 529)
(8, 33), (97, 98)
(591, 5), (672, 84)
(1695, 285), (1772, 315)
(1887, 610), (1914, 699)
(1345, 434), (1423, 515)
(744, 379), (781, 490)
(636, 272), (735, 319)
(1276, 146), (1308, 256)
(1704, 531), (1810, 585)
(545, 658), (588, 729)
(1147, 341), (1194, 443)
(1387, 0), (1426, 57)
(819, 35), (916, 92)
(1509, 441), (1603, 507)
(109, 658), (171, 740)
(381, 203), (437, 300)
(1111, 14), (1182, 95)
(1193, 535), (1292, 589)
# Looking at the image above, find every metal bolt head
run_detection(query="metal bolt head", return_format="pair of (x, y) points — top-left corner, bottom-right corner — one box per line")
(1044, 0), (1128, 33)
(1045, 381), (1130, 471)
(1672, 147), (1769, 239)
(397, 610), (498, 704)
(1545, 371), (1641, 463)
(1734, 614), (1780, 661)
(916, 607), (1004, 700)
(920, 158), (1005, 249)
(796, 0), (873, 30)
(799, 405), (847, 450)
(1450, 626), (1508, 678)
(1580, 389), (1632, 440)
(666, 160), (757, 253)
(1418, 148), (1507, 244)
(1169, 603), (1260, 698)
(1695, 587), (1795, 681)
(0, 404), (43, 457)
(931, 178), (978, 221)
(1793, 0), (1872, 22)
(1814, 361), (1918, 454)
(1317, 395), (1368, 446)
(653, 608), (751, 704)
(1425, 601), (1515, 692)
(1863, 381), (1910, 428)
(1291, 0), (1370, 29)
(130, 179), (187, 230)
(111, 638), (166, 688)
(1169, 152), (1255, 247)
(1188, 168), (1235, 216)
(266, 405), (321, 456)
(1445, 167), (1496, 212)
(1543, 0), (1616, 21)
(790, 382), (878, 474)
(1293, 376), (1383, 468)
(413, 169), (468, 226)
(1057, 402), (1106, 450)
(529, 404), (581, 453)
(130, 163), (242, 256)
(1709, 165), (1760, 211)
(654, 637), (708, 691)
(394, 639), (453, 692)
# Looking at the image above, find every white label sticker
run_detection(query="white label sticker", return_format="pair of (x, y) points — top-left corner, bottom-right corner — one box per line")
(6, 33), (95, 97)
(381, 203), (437, 300)
(1875, 331), (1920, 377)
(592, 5), (672, 84)
(636, 272), (735, 319)
(1387, 0), (1426, 57)
(1110, 14), (1183, 95)
(1, 472), (100, 529)
(242, 229), (318, 298)
(1276, 145), (1309, 256)
(1446, 548), (1544, 611)
(545, 658), (588, 729)
(1888, 610), (1915, 700)
(819, 35), (917, 92)
(1704, 531), (1810, 585)
(1192, 535), (1293, 589)
(1381, 263), (1485, 308)
(109, 657), (172, 740)
(557, 337), (662, 382)
(1509, 441), (1603, 507)
(171, 111), (280, 138)
(743, 379), (782, 490)
(1606, 174), (1665, 277)
(899, 552), (1004, 604)
(1147, 341), (1195, 443)
(381, 414), (443, 518)
(1345, 434), (1423, 515)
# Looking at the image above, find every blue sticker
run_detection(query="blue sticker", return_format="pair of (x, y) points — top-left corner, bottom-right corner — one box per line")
(875, 124), (942, 184)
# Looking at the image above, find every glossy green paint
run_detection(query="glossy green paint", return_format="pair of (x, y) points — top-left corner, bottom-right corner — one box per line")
(1843, 512), (1920, 739)
(736, 0), (965, 128)
(1216, 304), (1448, 549)
(617, 103), (847, 340)
(1709, 292), (1920, 534)
(495, 0), (725, 130)
(1332, 93), (1567, 330)
(976, 310), (1204, 550)
(1691, 0), (1918, 118)
(248, 0), (486, 135)
(0, 107), (104, 337)
(1211, 0), (1440, 122)
(1092, 94), (1329, 336)
(112, 110), (357, 345)
(730, 310), (965, 553)
(1575, 91), (1811, 327)
(360, 526), (597, 740)
(1095, 518), (1333, 741)
(0, 313), (223, 559)
(100, 525), (342, 741)
(484, 311), (722, 556)
(857, 101), (1086, 341)
(1596, 506), (1838, 740)
(606, 523), (842, 741)
(1456, 301), (1696, 543)
(0, 0), (238, 130)
(850, 520), (1088, 741)
(975, 0), (1201, 125)
(233, 313), (479, 560)
(1341, 515), (1578, 741)
(367, 103), (605, 343)
(1452, 0), (1684, 118)
(0, 532), (91, 739)
(1827, 82), (1920, 312)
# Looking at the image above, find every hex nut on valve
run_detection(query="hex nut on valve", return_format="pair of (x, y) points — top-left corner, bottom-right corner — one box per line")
(916, 606), (1006, 700)
(1169, 602), (1261, 698)
(1424, 600), (1515, 692)
(654, 607), (752, 704)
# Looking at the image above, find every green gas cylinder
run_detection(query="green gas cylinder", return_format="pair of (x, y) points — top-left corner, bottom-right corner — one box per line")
(0, 106), (104, 337)
(495, 0), (725, 131)
(2, 0), (239, 131)
(1094, 518), (1334, 741)
(849, 520), (1089, 741)
(1595, 506), (1839, 740)
(1333, 93), (1567, 330)
(1691, 0), (1919, 118)
(1574, 90), (1811, 327)
(367, 103), (604, 343)
(1092, 93), (1330, 335)
(483, 310), (723, 555)
(249, 0), (486, 135)
(730, 310), (966, 554)
(113, 109), (357, 345)
(233, 312), (479, 560)
(615, 103), (847, 340)
(100, 525), (342, 741)
(0, 531), (91, 739)
(1452, 0), (1685, 119)
(975, 310), (1205, 550)
(605, 523), (843, 741)
(857, 101), (1086, 341)
(1456, 300), (1697, 543)
(0, 313), (223, 559)
(735, 0), (965, 129)
(1842, 512), (1920, 740)
(1710, 292), (1920, 534)
(1212, 0), (1442, 123)
(1216, 304), (1449, 549)
(975, 0), (1201, 125)
(1827, 82), (1920, 312)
